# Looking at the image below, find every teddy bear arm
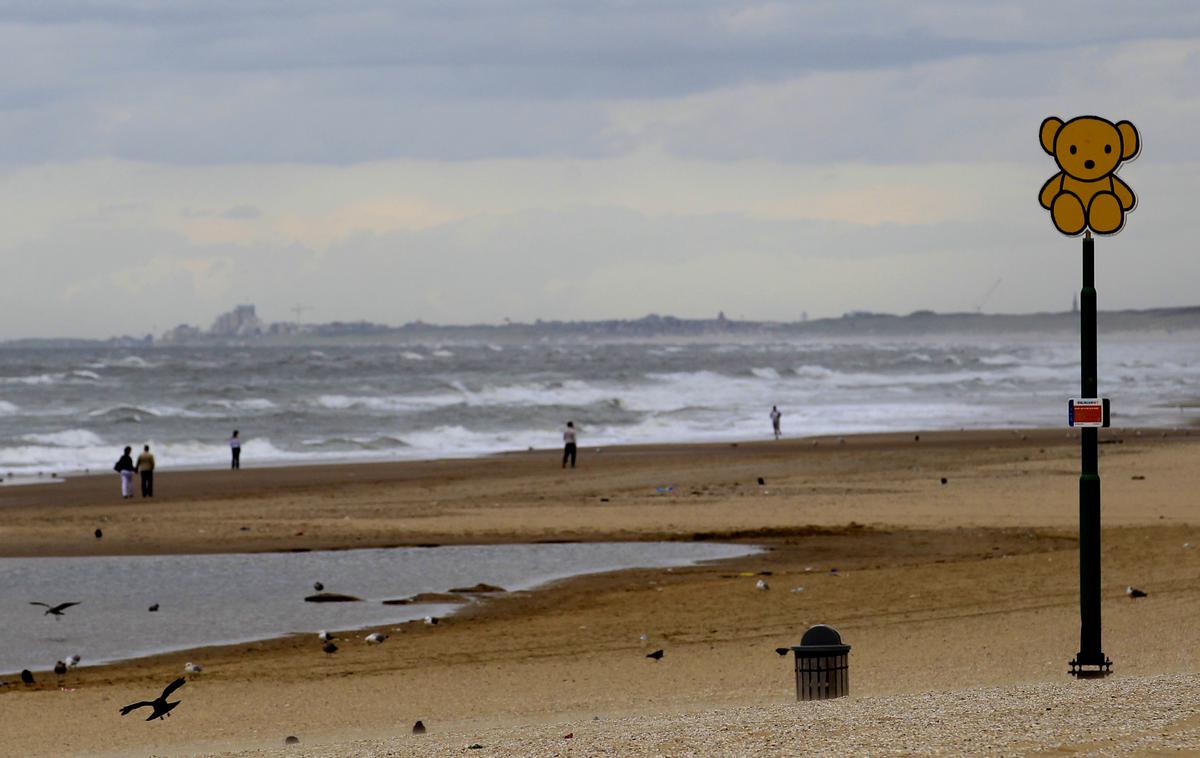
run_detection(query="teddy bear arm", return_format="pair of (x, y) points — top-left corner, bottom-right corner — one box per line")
(1111, 176), (1135, 210)
(1039, 174), (1063, 209)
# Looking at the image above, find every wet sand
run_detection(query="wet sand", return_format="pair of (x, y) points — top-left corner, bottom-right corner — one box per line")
(1, 429), (1198, 756)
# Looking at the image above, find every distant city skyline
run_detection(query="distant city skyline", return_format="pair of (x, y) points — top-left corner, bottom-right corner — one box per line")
(3, 2), (1200, 338)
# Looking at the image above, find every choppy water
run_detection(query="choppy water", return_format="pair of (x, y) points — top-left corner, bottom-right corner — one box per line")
(1, 337), (1198, 475)
(0, 541), (758, 674)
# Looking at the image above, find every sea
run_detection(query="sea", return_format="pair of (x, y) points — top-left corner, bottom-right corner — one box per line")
(1, 335), (1198, 476)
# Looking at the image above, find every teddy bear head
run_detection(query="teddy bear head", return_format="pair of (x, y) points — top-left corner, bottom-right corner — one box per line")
(1041, 116), (1139, 181)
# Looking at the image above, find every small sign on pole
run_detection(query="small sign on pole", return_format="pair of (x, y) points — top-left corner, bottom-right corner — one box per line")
(1068, 398), (1111, 428)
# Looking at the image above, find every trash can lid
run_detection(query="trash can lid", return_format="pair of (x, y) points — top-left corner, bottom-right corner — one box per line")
(792, 624), (850, 655)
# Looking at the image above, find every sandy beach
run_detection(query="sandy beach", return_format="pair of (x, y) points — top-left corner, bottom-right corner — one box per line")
(2, 429), (1199, 756)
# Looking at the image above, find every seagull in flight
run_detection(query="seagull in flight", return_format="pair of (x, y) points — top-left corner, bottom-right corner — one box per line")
(120, 677), (186, 721)
(30, 601), (80, 619)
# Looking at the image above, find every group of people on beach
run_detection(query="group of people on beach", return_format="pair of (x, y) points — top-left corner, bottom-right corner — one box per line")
(112, 445), (155, 499)
(112, 430), (243, 498)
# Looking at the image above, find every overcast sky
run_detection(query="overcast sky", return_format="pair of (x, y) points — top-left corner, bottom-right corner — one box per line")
(3, 1), (1200, 338)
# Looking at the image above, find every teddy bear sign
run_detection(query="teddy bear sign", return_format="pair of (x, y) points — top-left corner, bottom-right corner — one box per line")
(1039, 116), (1140, 236)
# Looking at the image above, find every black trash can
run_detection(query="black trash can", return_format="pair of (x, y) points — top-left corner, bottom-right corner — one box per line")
(792, 624), (850, 701)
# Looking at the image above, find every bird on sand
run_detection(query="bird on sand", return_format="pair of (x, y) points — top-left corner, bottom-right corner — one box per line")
(322, 642), (338, 654)
(774, 647), (790, 657)
(365, 632), (387, 644)
(646, 649), (664, 661)
(317, 631), (336, 642)
(1126, 586), (1148, 598)
(184, 662), (202, 674)
(119, 677), (186, 721)
(94, 528), (103, 539)
(423, 616), (439, 626)
(412, 720), (427, 735)
(313, 581), (324, 592)
(66, 655), (81, 669)
(54, 661), (67, 676)
(755, 579), (770, 591)
(21, 669), (34, 686)
(148, 603), (159, 612)
(30, 601), (80, 619)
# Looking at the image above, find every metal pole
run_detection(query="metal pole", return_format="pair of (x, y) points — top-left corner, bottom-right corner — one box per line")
(1071, 230), (1110, 676)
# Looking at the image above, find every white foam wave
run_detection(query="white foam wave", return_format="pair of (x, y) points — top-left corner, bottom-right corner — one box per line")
(0, 400), (17, 415)
(21, 429), (105, 447)
(402, 352), (425, 361)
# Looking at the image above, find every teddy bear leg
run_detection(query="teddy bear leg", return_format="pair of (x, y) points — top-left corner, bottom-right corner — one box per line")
(1051, 193), (1086, 236)
(1088, 192), (1124, 234)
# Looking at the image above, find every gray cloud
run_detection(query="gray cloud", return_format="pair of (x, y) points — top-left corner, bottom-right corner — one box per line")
(4, 2), (1199, 165)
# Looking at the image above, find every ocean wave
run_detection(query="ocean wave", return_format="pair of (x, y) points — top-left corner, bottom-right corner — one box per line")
(20, 429), (105, 447)
(0, 400), (17, 415)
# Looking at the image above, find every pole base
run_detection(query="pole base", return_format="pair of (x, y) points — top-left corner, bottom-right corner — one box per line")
(1069, 654), (1112, 678)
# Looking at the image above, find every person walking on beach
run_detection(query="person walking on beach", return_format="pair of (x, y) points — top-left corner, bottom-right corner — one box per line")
(770, 405), (782, 440)
(562, 421), (577, 469)
(114, 446), (135, 499)
(136, 444), (155, 498)
(230, 430), (242, 470)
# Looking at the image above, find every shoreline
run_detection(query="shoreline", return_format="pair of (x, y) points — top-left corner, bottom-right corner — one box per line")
(1, 426), (1188, 559)
(2, 429), (1198, 756)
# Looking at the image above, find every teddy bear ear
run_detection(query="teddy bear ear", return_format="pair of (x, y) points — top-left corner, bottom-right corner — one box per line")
(1039, 117), (1063, 155)
(1116, 121), (1140, 161)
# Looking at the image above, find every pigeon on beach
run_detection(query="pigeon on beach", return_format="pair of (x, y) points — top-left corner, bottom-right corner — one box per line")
(30, 601), (81, 618)
(412, 720), (427, 735)
(1126, 586), (1148, 598)
(646, 649), (664, 661)
(322, 642), (338, 654)
(120, 677), (186, 721)
(20, 669), (34, 686)
(54, 661), (67, 676)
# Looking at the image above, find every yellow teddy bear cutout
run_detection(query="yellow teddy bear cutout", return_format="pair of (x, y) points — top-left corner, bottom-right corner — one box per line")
(1039, 116), (1140, 236)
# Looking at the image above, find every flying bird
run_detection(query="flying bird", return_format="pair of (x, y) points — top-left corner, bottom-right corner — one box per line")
(775, 647), (790, 657)
(1126, 586), (1148, 598)
(119, 677), (186, 721)
(365, 632), (387, 645)
(322, 642), (338, 654)
(20, 669), (34, 686)
(30, 601), (80, 618)
(148, 603), (159, 612)
(646, 649), (664, 661)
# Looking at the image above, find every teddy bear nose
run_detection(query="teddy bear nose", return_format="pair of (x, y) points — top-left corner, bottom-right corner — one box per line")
(1084, 159), (1095, 169)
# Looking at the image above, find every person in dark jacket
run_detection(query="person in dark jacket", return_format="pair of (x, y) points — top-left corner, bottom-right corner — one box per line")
(136, 444), (155, 498)
(114, 446), (135, 499)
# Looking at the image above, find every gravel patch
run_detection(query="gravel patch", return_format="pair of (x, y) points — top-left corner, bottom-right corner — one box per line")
(216, 673), (1200, 757)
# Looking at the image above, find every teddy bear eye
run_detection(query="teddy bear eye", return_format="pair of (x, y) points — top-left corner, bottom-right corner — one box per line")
(1105, 144), (1112, 154)
(1070, 145), (1077, 155)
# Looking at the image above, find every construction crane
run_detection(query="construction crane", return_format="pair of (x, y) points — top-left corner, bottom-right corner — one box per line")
(291, 305), (313, 323)
(974, 278), (1002, 313)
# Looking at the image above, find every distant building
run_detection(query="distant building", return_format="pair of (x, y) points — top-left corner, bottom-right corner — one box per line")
(210, 305), (263, 337)
(159, 323), (203, 343)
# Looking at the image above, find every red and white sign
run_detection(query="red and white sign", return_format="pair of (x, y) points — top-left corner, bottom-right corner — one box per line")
(1068, 398), (1109, 428)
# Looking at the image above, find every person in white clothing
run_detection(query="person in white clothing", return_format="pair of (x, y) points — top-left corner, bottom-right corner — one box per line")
(770, 406), (782, 440)
(562, 421), (577, 469)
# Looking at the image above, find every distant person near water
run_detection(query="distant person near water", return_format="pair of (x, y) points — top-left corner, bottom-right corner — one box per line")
(114, 446), (135, 498)
(770, 405), (782, 440)
(562, 421), (577, 469)
(230, 430), (241, 470)
(136, 444), (155, 498)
